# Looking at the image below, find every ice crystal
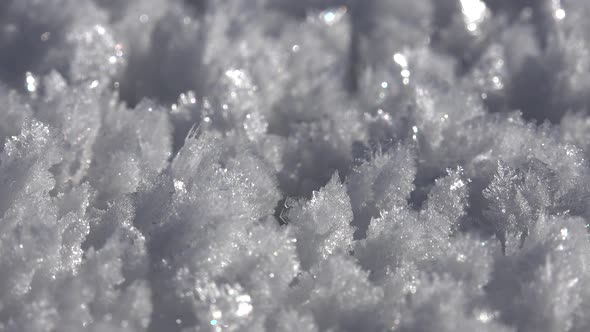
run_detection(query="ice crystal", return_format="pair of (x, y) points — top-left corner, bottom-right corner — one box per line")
(288, 173), (355, 269)
(2, 0), (590, 331)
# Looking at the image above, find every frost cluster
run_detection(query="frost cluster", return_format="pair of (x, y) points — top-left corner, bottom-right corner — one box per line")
(2, 0), (590, 331)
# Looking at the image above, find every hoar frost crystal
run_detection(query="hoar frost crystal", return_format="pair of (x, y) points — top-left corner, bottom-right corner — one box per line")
(1, 0), (590, 331)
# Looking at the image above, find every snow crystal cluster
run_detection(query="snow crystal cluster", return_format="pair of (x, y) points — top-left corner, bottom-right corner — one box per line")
(2, 0), (590, 331)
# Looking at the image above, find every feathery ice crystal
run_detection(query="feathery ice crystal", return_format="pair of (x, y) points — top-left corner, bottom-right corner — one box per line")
(1, 0), (590, 331)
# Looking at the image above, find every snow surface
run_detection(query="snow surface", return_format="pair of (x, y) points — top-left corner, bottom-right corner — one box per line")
(1, 0), (590, 331)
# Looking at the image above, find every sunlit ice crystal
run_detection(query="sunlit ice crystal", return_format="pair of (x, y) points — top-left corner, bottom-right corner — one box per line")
(459, 0), (489, 34)
(287, 172), (355, 269)
(68, 23), (126, 85)
(466, 43), (509, 109)
(430, 0), (493, 66)
(4, 0), (590, 331)
(561, 112), (590, 160)
(0, 120), (64, 298)
(421, 166), (471, 236)
(346, 144), (416, 237)
(87, 98), (172, 204)
(355, 207), (424, 284)
(0, 84), (33, 153)
(187, 280), (262, 332)
(243, 112), (268, 142)
(34, 71), (102, 189)
(200, 68), (269, 138)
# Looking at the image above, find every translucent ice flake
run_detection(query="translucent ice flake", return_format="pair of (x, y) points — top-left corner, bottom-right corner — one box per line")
(357, 168), (471, 285)
(561, 112), (590, 159)
(88, 98), (172, 203)
(346, 145), (416, 236)
(172, 130), (280, 224)
(85, 196), (148, 281)
(482, 158), (581, 253)
(0, 84), (33, 153)
(132, 100), (173, 171)
(0, 121), (64, 295)
(222, 151), (281, 219)
(422, 167), (471, 235)
(59, 232), (152, 331)
(171, 129), (222, 184)
(467, 43), (509, 108)
(483, 161), (534, 253)
(0, 119), (62, 199)
(56, 184), (92, 273)
(288, 173), (355, 269)
(34, 71), (101, 189)
(0, 120), (125, 331)
(68, 24), (125, 84)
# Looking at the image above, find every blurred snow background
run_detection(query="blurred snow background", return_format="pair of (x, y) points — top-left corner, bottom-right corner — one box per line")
(1, 0), (590, 331)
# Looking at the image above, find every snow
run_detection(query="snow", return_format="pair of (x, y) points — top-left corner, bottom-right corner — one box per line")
(2, 0), (590, 331)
